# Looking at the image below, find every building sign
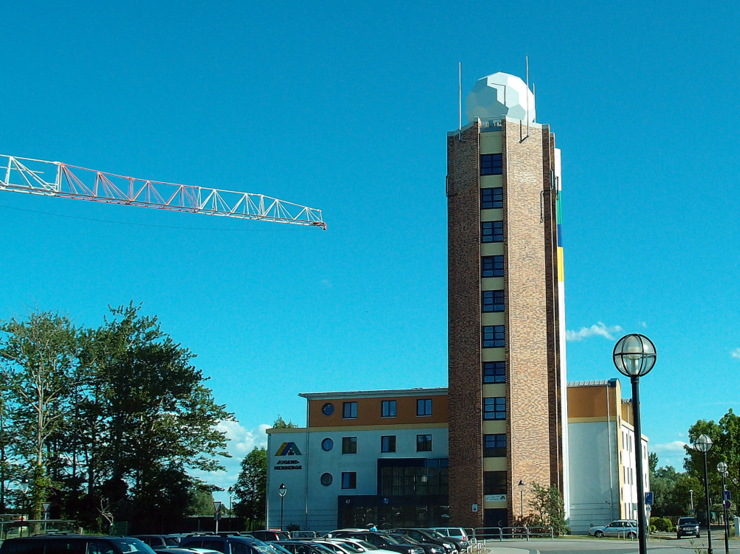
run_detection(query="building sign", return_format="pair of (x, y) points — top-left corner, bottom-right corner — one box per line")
(273, 441), (303, 471)
(485, 494), (506, 502)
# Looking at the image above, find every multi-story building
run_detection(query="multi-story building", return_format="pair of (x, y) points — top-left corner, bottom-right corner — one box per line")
(567, 379), (649, 533)
(446, 72), (568, 527)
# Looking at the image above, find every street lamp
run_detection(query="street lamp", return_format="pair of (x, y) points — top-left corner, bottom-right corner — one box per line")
(518, 480), (525, 520)
(717, 461), (729, 554)
(690, 489), (694, 514)
(213, 500), (222, 534)
(19, 478), (29, 537)
(694, 434), (713, 554)
(613, 333), (656, 554)
(278, 483), (287, 531)
(227, 487), (234, 531)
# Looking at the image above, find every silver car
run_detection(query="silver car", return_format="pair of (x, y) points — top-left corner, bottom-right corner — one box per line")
(588, 519), (638, 539)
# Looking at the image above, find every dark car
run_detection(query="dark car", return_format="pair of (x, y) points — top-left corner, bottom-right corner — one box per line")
(249, 531), (291, 542)
(272, 541), (335, 554)
(386, 534), (443, 554)
(133, 536), (181, 550)
(0, 535), (154, 554)
(390, 530), (455, 554)
(676, 516), (700, 538)
(328, 531), (423, 554)
(180, 535), (273, 554)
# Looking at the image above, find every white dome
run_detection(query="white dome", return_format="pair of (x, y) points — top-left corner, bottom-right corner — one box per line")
(466, 72), (536, 124)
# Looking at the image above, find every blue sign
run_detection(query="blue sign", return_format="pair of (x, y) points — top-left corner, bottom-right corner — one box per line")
(723, 490), (731, 501)
(645, 491), (654, 505)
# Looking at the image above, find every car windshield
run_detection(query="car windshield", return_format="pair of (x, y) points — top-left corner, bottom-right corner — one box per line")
(679, 518), (698, 524)
(380, 536), (401, 545)
(113, 539), (157, 554)
(426, 532), (444, 540)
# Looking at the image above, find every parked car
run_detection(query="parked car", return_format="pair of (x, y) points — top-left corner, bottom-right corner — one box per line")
(327, 531), (423, 554)
(588, 520), (639, 538)
(390, 529), (455, 553)
(272, 541), (335, 554)
(133, 535), (182, 549)
(0, 535), (154, 554)
(676, 516), (700, 538)
(180, 535), (274, 554)
(385, 534), (443, 554)
(250, 532), (292, 542)
(426, 529), (470, 551)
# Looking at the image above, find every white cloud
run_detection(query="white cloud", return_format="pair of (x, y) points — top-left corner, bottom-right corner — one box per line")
(731, 348), (740, 359)
(651, 441), (690, 469)
(566, 322), (623, 342)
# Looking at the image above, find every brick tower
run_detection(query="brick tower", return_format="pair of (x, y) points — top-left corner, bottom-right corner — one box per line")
(446, 72), (568, 527)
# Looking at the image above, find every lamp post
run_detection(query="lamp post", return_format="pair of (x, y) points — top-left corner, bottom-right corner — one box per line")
(278, 483), (287, 531)
(694, 434), (713, 554)
(19, 478), (29, 537)
(717, 461), (729, 554)
(213, 500), (222, 534)
(690, 489), (694, 514)
(227, 487), (233, 531)
(518, 480), (525, 520)
(613, 333), (656, 554)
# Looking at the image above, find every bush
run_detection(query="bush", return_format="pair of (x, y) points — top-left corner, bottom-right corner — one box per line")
(650, 516), (673, 532)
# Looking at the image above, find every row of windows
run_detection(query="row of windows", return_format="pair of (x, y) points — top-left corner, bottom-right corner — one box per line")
(481, 187), (503, 209)
(482, 289), (504, 312)
(483, 325), (505, 348)
(482, 221), (504, 243)
(483, 397), (506, 420)
(482, 255), (504, 277)
(323, 398), (435, 419)
(481, 153), (503, 175)
(321, 434), (435, 454)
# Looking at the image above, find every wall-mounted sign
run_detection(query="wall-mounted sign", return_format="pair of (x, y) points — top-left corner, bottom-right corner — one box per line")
(485, 494), (507, 502)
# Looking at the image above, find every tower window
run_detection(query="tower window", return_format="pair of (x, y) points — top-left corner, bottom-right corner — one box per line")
(483, 361), (506, 383)
(481, 154), (503, 175)
(483, 397), (506, 420)
(483, 434), (507, 457)
(482, 325), (505, 348)
(482, 255), (504, 277)
(482, 221), (504, 243)
(482, 290), (505, 312)
(481, 187), (503, 209)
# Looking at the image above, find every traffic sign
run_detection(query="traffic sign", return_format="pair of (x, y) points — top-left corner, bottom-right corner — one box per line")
(645, 491), (654, 505)
(723, 490), (731, 501)
(724, 500), (731, 509)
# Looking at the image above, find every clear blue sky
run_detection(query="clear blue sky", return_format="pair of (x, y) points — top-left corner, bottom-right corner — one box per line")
(1, 1), (738, 499)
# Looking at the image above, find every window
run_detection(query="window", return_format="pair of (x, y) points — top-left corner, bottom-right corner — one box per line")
(482, 325), (505, 348)
(481, 187), (503, 209)
(417, 398), (432, 416)
(417, 434), (433, 452)
(381, 435), (396, 453)
(381, 400), (397, 418)
(482, 255), (504, 277)
(342, 401), (358, 419)
(483, 361), (506, 383)
(321, 438), (334, 451)
(321, 402), (334, 416)
(320, 473), (333, 486)
(482, 221), (504, 243)
(342, 436), (357, 454)
(484, 470), (507, 494)
(341, 472), (357, 489)
(480, 153), (503, 175)
(483, 434), (507, 457)
(483, 397), (506, 420)
(482, 290), (505, 312)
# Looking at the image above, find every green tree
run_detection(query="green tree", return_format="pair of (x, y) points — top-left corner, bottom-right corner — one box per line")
(528, 482), (567, 535)
(233, 446), (267, 524)
(0, 311), (79, 518)
(272, 416), (298, 429)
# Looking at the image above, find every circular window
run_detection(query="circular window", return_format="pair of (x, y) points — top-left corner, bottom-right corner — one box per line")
(321, 473), (333, 486)
(321, 438), (334, 451)
(322, 402), (335, 416)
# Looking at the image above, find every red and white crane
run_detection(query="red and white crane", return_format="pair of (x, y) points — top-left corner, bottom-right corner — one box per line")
(0, 154), (326, 229)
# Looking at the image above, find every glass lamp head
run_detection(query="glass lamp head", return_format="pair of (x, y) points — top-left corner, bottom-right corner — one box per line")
(613, 334), (657, 377)
(694, 434), (713, 453)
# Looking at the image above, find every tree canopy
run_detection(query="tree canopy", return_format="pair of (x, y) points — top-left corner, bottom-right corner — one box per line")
(0, 305), (233, 531)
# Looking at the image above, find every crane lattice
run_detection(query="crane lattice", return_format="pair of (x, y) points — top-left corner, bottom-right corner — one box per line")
(0, 154), (326, 229)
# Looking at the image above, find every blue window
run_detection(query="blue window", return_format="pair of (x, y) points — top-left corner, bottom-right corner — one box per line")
(381, 435), (396, 453)
(481, 153), (503, 175)
(482, 290), (505, 312)
(482, 221), (504, 243)
(417, 398), (432, 416)
(381, 400), (397, 418)
(483, 361), (506, 383)
(416, 434), (433, 452)
(482, 255), (504, 277)
(481, 187), (503, 209)
(483, 397), (506, 420)
(342, 401), (358, 419)
(482, 325), (505, 348)
(342, 437), (357, 454)
(483, 434), (507, 457)
(341, 472), (357, 489)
